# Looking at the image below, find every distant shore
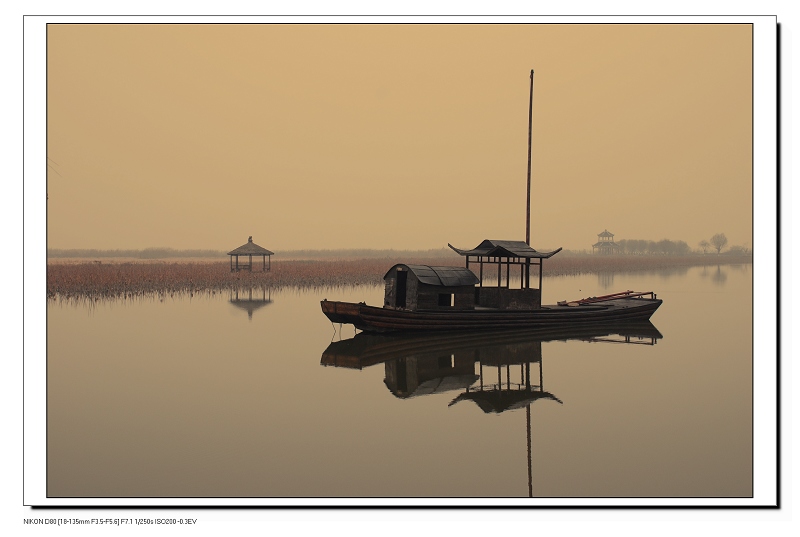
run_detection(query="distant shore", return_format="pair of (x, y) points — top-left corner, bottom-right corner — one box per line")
(47, 255), (752, 301)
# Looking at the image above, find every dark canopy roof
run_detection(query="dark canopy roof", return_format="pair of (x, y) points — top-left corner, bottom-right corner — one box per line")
(448, 240), (562, 259)
(228, 236), (274, 256)
(448, 389), (563, 413)
(384, 264), (480, 287)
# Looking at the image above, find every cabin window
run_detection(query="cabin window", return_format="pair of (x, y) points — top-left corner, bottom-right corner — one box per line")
(438, 293), (454, 307)
(437, 354), (455, 369)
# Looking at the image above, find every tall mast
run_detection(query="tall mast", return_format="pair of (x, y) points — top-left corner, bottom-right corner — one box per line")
(526, 69), (534, 246)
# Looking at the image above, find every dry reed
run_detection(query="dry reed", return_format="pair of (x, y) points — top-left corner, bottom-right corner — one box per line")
(47, 255), (751, 302)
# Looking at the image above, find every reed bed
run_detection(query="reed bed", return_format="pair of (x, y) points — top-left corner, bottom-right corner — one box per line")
(46, 258), (453, 301)
(47, 255), (751, 302)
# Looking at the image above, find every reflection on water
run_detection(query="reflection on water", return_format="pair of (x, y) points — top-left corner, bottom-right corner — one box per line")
(598, 267), (700, 289)
(703, 265), (728, 285)
(229, 287), (273, 320)
(322, 323), (662, 496)
(598, 271), (615, 289)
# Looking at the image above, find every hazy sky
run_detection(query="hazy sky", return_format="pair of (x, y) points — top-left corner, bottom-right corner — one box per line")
(46, 23), (752, 252)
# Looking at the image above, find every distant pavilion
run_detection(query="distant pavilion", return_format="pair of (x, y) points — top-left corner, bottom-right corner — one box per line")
(228, 236), (274, 272)
(592, 230), (620, 255)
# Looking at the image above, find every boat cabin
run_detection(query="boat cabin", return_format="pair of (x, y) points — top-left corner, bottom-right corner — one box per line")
(383, 264), (479, 311)
(385, 352), (479, 399)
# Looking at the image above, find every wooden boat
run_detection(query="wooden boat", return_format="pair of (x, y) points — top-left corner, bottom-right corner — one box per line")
(321, 288), (661, 334)
(320, 72), (662, 333)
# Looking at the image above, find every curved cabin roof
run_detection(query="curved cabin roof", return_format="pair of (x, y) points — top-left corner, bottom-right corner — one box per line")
(388, 374), (481, 399)
(227, 237), (274, 256)
(384, 264), (480, 287)
(448, 240), (562, 259)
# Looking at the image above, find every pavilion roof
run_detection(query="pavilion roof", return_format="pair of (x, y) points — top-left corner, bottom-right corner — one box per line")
(227, 237), (274, 256)
(448, 240), (562, 259)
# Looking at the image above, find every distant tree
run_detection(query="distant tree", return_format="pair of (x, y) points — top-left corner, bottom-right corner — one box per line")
(698, 240), (710, 254)
(710, 233), (728, 254)
(656, 239), (672, 255)
(675, 240), (690, 255)
(727, 245), (751, 256)
(616, 238), (690, 255)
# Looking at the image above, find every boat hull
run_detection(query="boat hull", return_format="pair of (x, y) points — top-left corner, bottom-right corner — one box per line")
(321, 297), (662, 333)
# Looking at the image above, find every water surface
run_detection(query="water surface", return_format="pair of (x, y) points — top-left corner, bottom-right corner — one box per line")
(47, 265), (752, 498)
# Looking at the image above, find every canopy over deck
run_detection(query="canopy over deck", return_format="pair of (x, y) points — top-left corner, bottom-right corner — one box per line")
(447, 239), (562, 292)
(448, 240), (561, 259)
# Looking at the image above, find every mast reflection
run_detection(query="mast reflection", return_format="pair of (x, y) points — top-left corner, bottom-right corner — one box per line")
(321, 322), (662, 497)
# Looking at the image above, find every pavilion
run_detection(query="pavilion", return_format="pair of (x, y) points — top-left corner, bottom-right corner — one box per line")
(228, 236), (274, 272)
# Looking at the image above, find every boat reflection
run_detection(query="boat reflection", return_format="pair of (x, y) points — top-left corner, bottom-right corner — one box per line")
(321, 322), (662, 497)
(229, 287), (273, 320)
(322, 322), (661, 373)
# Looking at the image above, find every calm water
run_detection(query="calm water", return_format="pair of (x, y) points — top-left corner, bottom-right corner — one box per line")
(47, 264), (752, 498)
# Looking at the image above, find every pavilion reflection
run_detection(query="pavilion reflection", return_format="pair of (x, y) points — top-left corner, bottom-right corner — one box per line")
(320, 322), (662, 497)
(229, 287), (273, 320)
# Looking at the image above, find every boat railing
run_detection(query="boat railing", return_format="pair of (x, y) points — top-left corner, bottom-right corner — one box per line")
(584, 336), (658, 346)
(558, 290), (658, 306)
